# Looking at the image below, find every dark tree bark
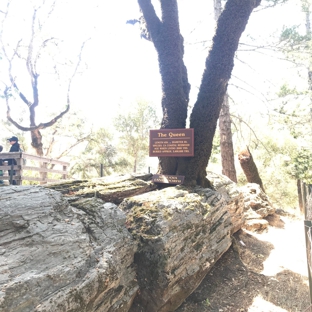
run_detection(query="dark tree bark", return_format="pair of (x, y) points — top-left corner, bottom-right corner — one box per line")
(219, 95), (237, 182)
(238, 147), (265, 192)
(180, 0), (260, 187)
(138, 0), (261, 187)
(138, 0), (190, 175)
(297, 179), (304, 214)
(214, 0), (237, 183)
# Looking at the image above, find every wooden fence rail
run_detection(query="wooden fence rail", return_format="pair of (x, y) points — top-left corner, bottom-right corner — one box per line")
(0, 152), (69, 185)
(299, 180), (312, 310)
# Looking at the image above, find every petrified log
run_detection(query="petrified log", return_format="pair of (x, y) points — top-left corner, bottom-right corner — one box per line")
(0, 186), (138, 312)
(239, 183), (276, 231)
(0, 172), (245, 312)
(207, 171), (245, 233)
(121, 184), (244, 312)
(46, 173), (157, 204)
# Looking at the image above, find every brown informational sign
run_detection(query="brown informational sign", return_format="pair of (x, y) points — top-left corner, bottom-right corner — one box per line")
(152, 174), (185, 185)
(149, 128), (194, 157)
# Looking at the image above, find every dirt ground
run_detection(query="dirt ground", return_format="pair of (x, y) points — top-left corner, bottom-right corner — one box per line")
(176, 210), (311, 312)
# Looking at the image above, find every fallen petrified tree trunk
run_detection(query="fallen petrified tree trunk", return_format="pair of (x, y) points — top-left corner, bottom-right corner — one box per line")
(121, 175), (244, 312)
(124, 186), (233, 312)
(0, 173), (245, 312)
(46, 173), (157, 204)
(0, 186), (138, 312)
(239, 183), (276, 231)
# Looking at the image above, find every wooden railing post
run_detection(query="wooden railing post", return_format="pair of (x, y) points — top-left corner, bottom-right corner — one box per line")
(9, 163), (14, 185)
(62, 165), (67, 180)
(304, 220), (312, 310)
(41, 162), (48, 185)
(305, 182), (309, 219)
(15, 154), (22, 185)
(298, 179), (304, 214)
(303, 186), (312, 310)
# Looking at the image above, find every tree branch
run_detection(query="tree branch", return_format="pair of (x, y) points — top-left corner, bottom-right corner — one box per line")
(45, 129), (57, 156)
(137, 0), (162, 42)
(9, 78), (33, 106)
(34, 37), (57, 72)
(231, 113), (271, 155)
(55, 134), (91, 160)
(7, 105), (70, 132)
(66, 39), (89, 110)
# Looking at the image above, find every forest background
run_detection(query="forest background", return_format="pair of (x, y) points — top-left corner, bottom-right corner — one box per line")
(0, 0), (310, 209)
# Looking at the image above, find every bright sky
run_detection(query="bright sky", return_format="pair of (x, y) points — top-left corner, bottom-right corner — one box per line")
(0, 0), (307, 130)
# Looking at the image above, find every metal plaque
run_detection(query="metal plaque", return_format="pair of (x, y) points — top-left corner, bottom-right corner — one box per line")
(152, 174), (185, 185)
(149, 128), (194, 157)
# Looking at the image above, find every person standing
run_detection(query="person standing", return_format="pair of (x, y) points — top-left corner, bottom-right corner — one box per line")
(7, 136), (20, 185)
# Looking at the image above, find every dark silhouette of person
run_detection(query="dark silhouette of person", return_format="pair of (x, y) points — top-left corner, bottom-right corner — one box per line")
(7, 136), (20, 185)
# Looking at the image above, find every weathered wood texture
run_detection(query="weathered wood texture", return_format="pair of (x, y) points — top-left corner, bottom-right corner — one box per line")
(207, 171), (245, 233)
(239, 183), (276, 231)
(123, 177), (244, 312)
(0, 186), (138, 312)
(46, 173), (157, 204)
(238, 147), (265, 192)
(0, 173), (245, 312)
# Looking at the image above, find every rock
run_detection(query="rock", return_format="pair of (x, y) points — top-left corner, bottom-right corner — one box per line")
(275, 208), (288, 216)
(244, 219), (269, 231)
(46, 173), (157, 204)
(244, 208), (263, 220)
(239, 183), (275, 216)
(238, 183), (275, 231)
(121, 185), (242, 312)
(0, 186), (138, 312)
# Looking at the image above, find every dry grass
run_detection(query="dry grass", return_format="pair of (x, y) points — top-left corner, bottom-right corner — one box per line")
(176, 211), (310, 312)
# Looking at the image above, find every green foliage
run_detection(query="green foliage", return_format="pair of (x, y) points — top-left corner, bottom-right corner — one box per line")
(114, 100), (160, 173)
(223, 133), (300, 208)
(272, 82), (312, 140)
(211, 132), (221, 164)
(70, 128), (130, 179)
(280, 26), (308, 47)
(290, 148), (312, 183)
(243, 136), (307, 207)
(41, 110), (89, 157)
(277, 83), (301, 97)
(265, 0), (289, 5)
(202, 298), (210, 307)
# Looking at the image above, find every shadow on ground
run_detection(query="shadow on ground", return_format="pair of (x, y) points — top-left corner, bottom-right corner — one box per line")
(176, 216), (310, 312)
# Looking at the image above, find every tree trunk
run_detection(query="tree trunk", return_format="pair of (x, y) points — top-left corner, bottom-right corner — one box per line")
(219, 94), (237, 182)
(31, 129), (44, 156)
(214, 0), (237, 183)
(138, 0), (260, 187)
(297, 179), (304, 214)
(138, 0), (190, 175)
(238, 147), (265, 192)
(179, 0), (260, 187)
